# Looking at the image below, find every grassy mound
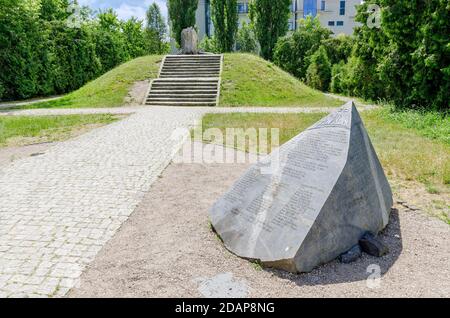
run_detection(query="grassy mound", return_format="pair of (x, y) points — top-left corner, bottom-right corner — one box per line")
(29, 55), (163, 109)
(220, 53), (341, 107)
(200, 111), (450, 214)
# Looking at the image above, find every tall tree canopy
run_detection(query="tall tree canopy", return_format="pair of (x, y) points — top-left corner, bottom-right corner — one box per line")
(167, 0), (198, 46)
(249, 0), (291, 60)
(211, 0), (238, 52)
(0, 0), (167, 101)
(146, 2), (167, 53)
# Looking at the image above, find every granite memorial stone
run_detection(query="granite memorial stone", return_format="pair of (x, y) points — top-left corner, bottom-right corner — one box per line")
(210, 102), (393, 273)
(181, 27), (198, 55)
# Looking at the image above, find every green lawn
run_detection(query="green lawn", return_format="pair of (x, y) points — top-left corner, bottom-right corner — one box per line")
(22, 55), (163, 109)
(198, 109), (449, 197)
(220, 53), (341, 108)
(0, 114), (120, 146)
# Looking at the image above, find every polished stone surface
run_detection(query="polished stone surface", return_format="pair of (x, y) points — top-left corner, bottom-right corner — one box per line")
(210, 102), (393, 273)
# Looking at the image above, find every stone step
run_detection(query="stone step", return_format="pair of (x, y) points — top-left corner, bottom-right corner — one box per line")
(150, 88), (217, 95)
(160, 69), (220, 73)
(163, 62), (221, 65)
(150, 90), (217, 94)
(162, 67), (220, 71)
(160, 72), (220, 75)
(148, 92), (217, 97)
(152, 79), (219, 83)
(146, 101), (217, 107)
(160, 75), (219, 78)
(151, 85), (218, 88)
(160, 70), (220, 74)
(165, 56), (221, 60)
(146, 54), (222, 107)
(151, 84), (217, 87)
(164, 60), (221, 64)
(147, 97), (217, 102)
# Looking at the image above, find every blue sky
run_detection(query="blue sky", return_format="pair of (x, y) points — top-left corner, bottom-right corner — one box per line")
(78, 0), (168, 22)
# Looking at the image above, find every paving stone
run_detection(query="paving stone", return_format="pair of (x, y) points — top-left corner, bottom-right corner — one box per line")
(0, 104), (373, 296)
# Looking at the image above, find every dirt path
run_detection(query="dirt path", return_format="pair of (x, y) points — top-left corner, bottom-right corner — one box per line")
(0, 96), (63, 109)
(69, 144), (450, 298)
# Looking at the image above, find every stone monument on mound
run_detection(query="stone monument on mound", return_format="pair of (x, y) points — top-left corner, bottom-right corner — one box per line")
(210, 102), (393, 273)
(181, 27), (198, 55)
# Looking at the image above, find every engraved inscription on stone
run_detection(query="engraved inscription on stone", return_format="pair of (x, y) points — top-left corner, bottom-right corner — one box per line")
(210, 102), (393, 273)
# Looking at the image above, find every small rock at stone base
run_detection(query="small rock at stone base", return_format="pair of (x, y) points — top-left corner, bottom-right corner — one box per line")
(339, 244), (362, 263)
(359, 232), (389, 257)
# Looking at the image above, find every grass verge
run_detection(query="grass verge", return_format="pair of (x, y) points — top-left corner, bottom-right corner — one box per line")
(220, 53), (341, 108)
(0, 114), (121, 147)
(17, 55), (163, 109)
(198, 109), (449, 222)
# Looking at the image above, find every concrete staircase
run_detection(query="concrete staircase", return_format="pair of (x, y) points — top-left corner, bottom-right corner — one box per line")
(145, 54), (222, 107)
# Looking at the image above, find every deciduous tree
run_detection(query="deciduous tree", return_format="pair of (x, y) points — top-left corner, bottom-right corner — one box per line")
(167, 0), (198, 46)
(211, 0), (238, 52)
(249, 0), (291, 60)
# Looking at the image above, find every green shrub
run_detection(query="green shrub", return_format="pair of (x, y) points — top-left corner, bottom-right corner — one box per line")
(273, 16), (331, 80)
(236, 22), (258, 54)
(0, 1), (166, 102)
(199, 36), (221, 54)
(330, 61), (345, 94)
(322, 34), (354, 65)
(350, 0), (449, 111)
(306, 46), (331, 91)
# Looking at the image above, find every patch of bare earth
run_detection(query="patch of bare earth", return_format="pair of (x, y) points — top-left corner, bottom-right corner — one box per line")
(124, 80), (150, 106)
(392, 180), (449, 224)
(69, 143), (450, 298)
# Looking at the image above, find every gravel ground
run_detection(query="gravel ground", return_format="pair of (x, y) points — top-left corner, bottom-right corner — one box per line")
(69, 143), (450, 298)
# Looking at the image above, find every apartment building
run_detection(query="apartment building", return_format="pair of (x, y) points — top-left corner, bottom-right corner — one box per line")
(195, 0), (361, 40)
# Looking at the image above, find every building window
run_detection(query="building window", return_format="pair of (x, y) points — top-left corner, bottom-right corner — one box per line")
(237, 3), (248, 14)
(321, 1), (326, 11)
(303, 0), (317, 18)
(328, 21), (335, 26)
(337, 21), (344, 26)
(340, 1), (346, 15)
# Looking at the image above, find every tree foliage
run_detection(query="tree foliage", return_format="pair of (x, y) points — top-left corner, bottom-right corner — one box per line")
(146, 2), (168, 54)
(211, 0), (238, 52)
(272, 2), (448, 111)
(306, 45), (331, 91)
(249, 0), (291, 60)
(167, 0), (198, 46)
(273, 17), (332, 80)
(0, 0), (168, 101)
(236, 22), (258, 53)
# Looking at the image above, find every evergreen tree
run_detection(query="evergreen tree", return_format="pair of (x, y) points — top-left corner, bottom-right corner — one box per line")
(146, 2), (168, 54)
(249, 0), (291, 60)
(167, 0), (198, 46)
(211, 0), (238, 52)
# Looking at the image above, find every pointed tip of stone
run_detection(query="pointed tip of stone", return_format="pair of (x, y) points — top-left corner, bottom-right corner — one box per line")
(342, 100), (357, 110)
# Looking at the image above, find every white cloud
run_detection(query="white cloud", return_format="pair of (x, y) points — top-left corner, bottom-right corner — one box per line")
(77, 0), (168, 22)
(115, 4), (147, 21)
